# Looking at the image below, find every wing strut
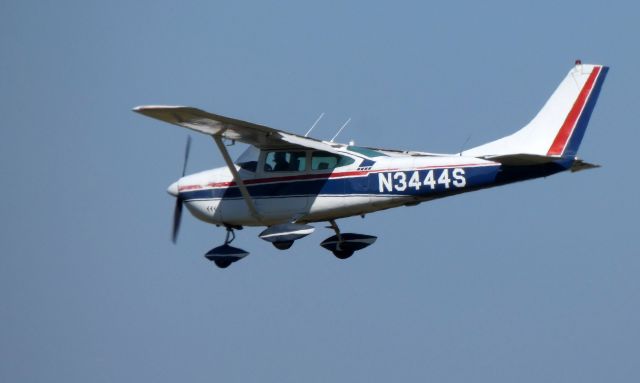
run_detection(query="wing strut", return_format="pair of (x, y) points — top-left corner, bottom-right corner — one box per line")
(212, 135), (263, 223)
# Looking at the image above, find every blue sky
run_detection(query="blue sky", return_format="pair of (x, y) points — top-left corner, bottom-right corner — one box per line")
(1, 0), (639, 382)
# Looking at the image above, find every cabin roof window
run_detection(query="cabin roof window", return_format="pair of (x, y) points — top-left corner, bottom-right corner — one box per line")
(347, 146), (387, 158)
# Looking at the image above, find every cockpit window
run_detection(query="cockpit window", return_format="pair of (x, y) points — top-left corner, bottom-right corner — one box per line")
(311, 151), (355, 170)
(264, 151), (307, 172)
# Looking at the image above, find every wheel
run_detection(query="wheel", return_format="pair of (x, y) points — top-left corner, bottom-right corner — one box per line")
(332, 249), (354, 259)
(273, 240), (294, 250)
(214, 259), (233, 268)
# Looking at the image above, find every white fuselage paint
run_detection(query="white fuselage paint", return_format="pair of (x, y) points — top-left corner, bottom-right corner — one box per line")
(178, 155), (498, 226)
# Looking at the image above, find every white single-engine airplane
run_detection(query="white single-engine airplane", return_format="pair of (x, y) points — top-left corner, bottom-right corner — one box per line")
(135, 61), (608, 268)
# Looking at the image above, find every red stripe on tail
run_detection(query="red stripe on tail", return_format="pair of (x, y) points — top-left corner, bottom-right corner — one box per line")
(547, 66), (601, 156)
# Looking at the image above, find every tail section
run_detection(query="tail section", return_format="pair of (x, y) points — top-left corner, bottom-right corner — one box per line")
(465, 63), (608, 158)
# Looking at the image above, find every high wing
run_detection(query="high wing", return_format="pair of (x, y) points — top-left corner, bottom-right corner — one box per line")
(133, 105), (349, 225)
(133, 105), (338, 152)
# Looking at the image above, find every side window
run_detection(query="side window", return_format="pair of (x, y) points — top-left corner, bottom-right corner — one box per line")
(264, 151), (307, 172)
(311, 151), (354, 171)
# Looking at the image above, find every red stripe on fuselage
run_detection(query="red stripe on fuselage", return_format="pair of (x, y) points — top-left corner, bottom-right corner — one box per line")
(547, 66), (601, 156)
(207, 171), (368, 188)
(177, 162), (497, 192)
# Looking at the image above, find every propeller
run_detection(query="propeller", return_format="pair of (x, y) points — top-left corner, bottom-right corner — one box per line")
(172, 135), (191, 243)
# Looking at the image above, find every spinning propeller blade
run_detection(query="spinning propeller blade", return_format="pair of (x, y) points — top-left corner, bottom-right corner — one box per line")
(172, 136), (191, 243)
(172, 197), (183, 244)
(182, 135), (191, 177)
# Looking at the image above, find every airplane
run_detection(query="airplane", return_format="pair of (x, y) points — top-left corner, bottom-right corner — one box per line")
(134, 61), (608, 268)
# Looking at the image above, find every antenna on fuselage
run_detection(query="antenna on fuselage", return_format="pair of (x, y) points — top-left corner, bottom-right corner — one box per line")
(458, 134), (472, 156)
(330, 118), (351, 143)
(305, 112), (325, 137)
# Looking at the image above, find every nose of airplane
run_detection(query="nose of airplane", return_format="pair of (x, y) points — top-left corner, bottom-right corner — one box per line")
(167, 180), (179, 197)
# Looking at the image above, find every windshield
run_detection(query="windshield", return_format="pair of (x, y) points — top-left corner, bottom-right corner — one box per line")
(236, 146), (260, 172)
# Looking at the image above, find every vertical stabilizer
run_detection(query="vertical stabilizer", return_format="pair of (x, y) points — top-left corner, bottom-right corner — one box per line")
(464, 63), (608, 158)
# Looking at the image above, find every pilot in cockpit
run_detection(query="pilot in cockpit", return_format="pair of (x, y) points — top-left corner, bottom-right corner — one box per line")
(273, 152), (290, 171)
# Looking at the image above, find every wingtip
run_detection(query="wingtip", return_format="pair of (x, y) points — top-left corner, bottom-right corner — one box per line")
(132, 105), (187, 113)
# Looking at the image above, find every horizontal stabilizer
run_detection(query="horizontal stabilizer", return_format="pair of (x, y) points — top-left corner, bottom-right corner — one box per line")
(486, 154), (600, 172)
(570, 159), (601, 173)
(484, 153), (559, 166)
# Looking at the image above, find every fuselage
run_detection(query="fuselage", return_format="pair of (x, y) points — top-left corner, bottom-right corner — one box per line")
(173, 146), (573, 226)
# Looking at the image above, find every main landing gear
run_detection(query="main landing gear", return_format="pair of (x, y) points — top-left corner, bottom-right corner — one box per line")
(320, 220), (377, 260)
(204, 221), (377, 268)
(204, 225), (249, 269)
(259, 223), (315, 250)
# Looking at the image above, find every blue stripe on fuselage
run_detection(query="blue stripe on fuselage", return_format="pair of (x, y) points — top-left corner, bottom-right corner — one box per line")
(180, 165), (503, 201)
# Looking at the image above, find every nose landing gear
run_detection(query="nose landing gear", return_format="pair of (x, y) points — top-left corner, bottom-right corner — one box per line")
(204, 225), (249, 268)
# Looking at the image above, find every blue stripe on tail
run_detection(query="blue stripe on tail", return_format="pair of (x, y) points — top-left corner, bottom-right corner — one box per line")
(563, 66), (609, 157)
